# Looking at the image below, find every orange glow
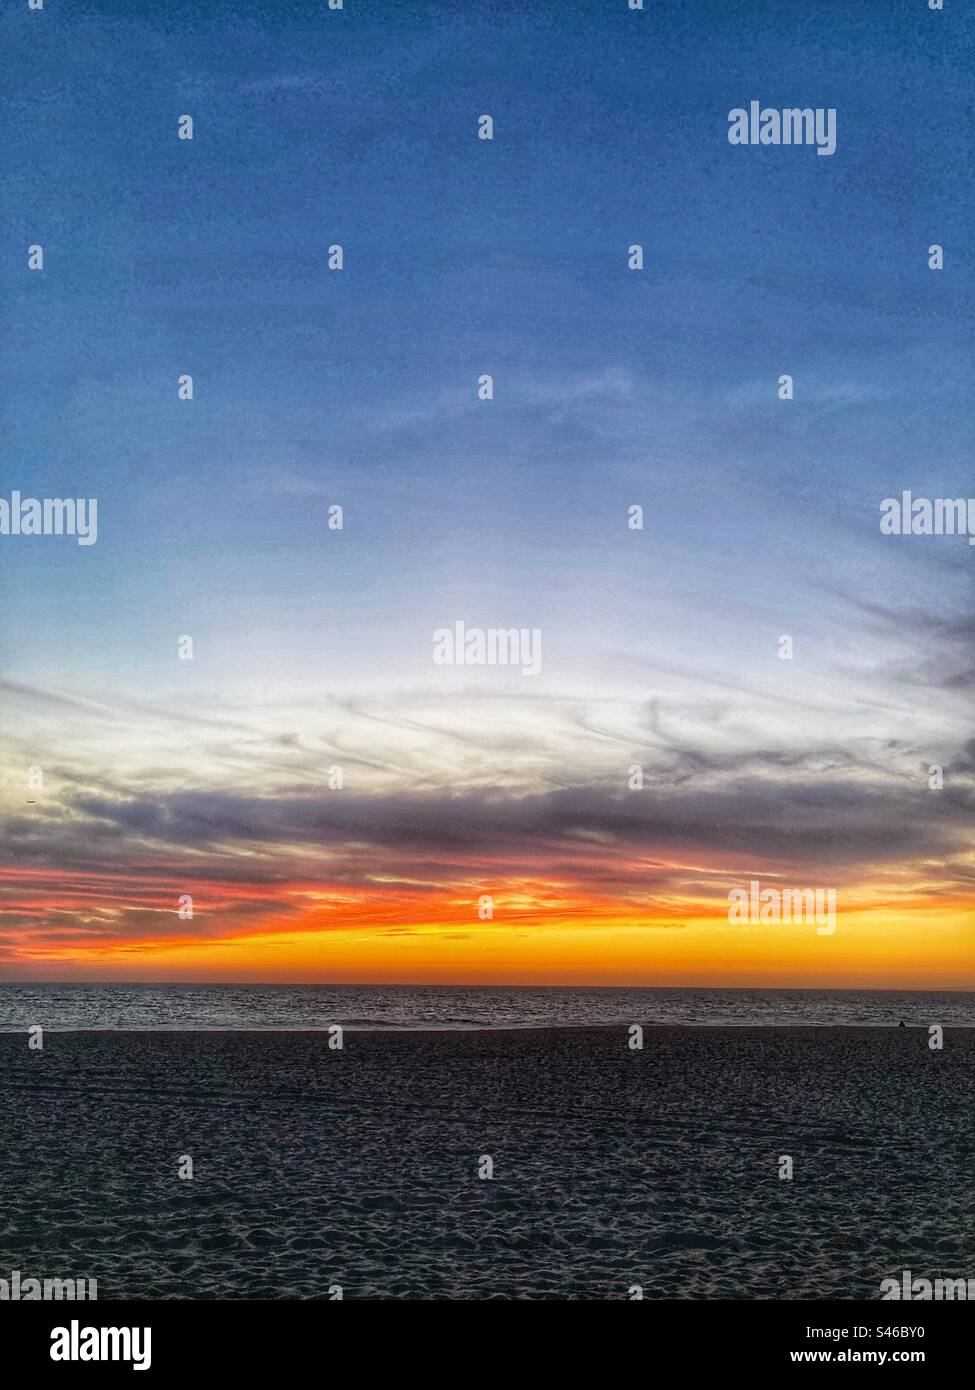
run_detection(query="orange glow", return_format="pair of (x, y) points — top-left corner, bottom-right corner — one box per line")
(3, 863), (973, 987)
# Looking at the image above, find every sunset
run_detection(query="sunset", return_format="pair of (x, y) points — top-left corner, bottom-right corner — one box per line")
(1, 0), (972, 1356)
(4, 871), (974, 987)
(3, 669), (972, 983)
(3, 614), (973, 985)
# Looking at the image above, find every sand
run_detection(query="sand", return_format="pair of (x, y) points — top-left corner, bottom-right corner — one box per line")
(0, 1026), (971, 1300)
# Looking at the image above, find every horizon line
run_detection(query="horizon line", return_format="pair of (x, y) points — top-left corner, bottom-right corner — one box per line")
(2, 980), (973, 993)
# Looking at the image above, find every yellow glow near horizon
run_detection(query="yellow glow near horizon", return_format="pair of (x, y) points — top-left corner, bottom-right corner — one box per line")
(11, 900), (974, 988)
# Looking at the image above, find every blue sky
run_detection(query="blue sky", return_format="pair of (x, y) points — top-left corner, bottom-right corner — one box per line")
(1, 0), (972, 981)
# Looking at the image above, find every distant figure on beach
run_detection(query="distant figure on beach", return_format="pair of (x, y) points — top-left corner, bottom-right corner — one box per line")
(898, 1020), (906, 1028)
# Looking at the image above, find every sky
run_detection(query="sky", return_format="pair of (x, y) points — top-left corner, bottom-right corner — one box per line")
(1, 0), (973, 986)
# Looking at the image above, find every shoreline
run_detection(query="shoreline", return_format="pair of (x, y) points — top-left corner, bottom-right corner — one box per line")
(0, 1020), (968, 1036)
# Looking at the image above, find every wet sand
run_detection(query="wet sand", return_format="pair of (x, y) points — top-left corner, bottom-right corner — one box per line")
(0, 1026), (971, 1299)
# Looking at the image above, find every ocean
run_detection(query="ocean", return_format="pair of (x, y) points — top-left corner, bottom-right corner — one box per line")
(1, 982), (972, 1030)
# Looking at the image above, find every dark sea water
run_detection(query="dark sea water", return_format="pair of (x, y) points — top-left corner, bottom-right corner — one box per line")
(0, 983), (972, 1031)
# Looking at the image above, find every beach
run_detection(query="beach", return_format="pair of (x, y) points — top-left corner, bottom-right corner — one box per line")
(1, 1026), (971, 1300)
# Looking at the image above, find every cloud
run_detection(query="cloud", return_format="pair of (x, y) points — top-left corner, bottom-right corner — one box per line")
(3, 669), (972, 958)
(12, 759), (971, 885)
